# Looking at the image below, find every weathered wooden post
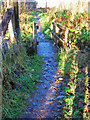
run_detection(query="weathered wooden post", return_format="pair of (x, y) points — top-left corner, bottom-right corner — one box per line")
(8, 7), (16, 63)
(33, 21), (35, 42)
(35, 23), (37, 54)
(33, 21), (38, 53)
(52, 22), (56, 42)
(53, 22), (55, 33)
(56, 23), (60, 44)
(56, 24), (59, 33)
(33, 21), (35, 53)
(7, 0), (21, 44)
(50, 22), (53, 39)
(53, 22), (56, 43)
(8, 7), (15, 43)
(14, 1), (21, 44)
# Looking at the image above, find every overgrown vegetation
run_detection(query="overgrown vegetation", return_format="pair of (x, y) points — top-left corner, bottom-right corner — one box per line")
(58, 47), (89, 119)
(38, 8), (89, 119)
(47, 10), (89, 119)
(1, 2), (90, 119)
(2, 51), (44, 118)
(2, 10), (44, 118)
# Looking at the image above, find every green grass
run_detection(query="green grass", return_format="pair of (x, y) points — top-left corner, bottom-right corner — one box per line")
(2, 53), (44, 118)
(2, 11), (44, 119)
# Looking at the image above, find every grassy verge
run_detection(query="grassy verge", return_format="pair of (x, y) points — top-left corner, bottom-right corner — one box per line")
(2, 11), (44, 118)
(2, 52), (44, 118)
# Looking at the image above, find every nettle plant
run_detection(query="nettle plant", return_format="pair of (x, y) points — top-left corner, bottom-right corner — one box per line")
(75, 26), (89, 51)
(67, 28), (77, 48)
(67, 26), (89, 51)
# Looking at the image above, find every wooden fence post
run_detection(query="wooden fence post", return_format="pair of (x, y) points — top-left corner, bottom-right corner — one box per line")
(35, 23), (37, 54)
(8, 9), (15, 43)
(11, 1), (21, 44)
(33, 21), (38, 53)
(56, 24), (59, 44)
(56, 24), (59, 33)
(53, 23), (56, 42)
(50, 22), (53, 39)
(53, 23), (55, 33)
(33, 21), (35, 42)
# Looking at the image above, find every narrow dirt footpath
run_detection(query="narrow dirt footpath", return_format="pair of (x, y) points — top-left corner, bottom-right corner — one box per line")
(22, 14), (65, 118)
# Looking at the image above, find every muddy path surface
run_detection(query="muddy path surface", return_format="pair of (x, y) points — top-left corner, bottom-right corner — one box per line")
(21, 14), (65, 118)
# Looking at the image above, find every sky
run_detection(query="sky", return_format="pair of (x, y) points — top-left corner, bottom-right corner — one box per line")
(35, 0), (89, 8)
(36, 0), (60, 8)
(1, 0), (89, 8)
